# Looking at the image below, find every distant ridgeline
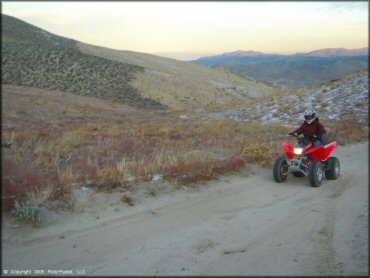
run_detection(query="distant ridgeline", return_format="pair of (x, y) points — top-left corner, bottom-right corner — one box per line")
(194, 49), (369, 88)
(2, 15), (166, 109)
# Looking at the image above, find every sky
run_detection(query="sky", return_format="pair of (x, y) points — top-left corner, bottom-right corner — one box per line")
(2, 1), (368, 60)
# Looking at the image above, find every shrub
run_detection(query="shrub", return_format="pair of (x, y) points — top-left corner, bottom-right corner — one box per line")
(94, 165), (124, 192)
(163, 159), (214, 184)
(355, 101), (366, 108)
(120, 194), (134, 206)
(14, 198), (41, 225)
(241, 144), (273, 167)
(162, 156), (245, 185)
(211, 156), (245, 175)
(327, 119), (368, 144)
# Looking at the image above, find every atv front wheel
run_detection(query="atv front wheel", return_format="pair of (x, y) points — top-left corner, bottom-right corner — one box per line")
(309, 162), (324, 187)
(273, 158), (288, 182)
(325, 157), (340, 180)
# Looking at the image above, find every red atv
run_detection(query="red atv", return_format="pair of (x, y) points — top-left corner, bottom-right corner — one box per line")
(273, 135), (340, 187)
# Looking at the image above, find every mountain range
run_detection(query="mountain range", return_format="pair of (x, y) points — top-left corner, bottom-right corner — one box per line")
(194, 48), (368, 88)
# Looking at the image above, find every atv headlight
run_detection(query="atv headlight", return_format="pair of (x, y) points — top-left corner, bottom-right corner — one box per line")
(294, 148), (303, 155)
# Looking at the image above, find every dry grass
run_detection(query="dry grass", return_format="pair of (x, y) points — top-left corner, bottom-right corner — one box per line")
(241, 144), (273, 167)
(323, 119), (368, 145)
(2, 86), (367, 214)
(77, 42), (279, 110)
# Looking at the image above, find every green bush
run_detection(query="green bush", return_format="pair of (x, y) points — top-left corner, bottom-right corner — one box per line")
(14, 199), (41, 225)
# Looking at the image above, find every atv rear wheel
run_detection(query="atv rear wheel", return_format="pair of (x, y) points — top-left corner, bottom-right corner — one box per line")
(273, 158), (288, 182)
(309, 162), (324, 187)
(325, 157), (340, 180)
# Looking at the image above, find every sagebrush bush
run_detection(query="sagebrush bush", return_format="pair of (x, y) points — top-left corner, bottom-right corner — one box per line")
(94, 165), (124, 192)
(14, 199), (41, 225)
(162, 156), (245, 185)
(241, 144), (273, 167)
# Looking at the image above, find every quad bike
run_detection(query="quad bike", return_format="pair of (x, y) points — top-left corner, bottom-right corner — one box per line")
(273, 134), (340, 187)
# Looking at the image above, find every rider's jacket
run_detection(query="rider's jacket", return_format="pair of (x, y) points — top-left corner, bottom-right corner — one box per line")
(295, 118), (326, 140)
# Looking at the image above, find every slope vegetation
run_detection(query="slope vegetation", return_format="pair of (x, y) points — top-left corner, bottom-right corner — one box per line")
(77, 43), (280, 110)
(203, 70), (368, 144)
(2, 15), (165, 109)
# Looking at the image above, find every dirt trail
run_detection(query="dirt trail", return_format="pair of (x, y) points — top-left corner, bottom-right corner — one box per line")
(2, 143), (368, 276)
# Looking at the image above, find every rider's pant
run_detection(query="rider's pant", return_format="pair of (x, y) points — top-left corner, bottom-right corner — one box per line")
(313, 140), (323, 147)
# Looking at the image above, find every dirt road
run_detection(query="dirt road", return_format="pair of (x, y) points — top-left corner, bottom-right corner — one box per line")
(2, 143), (368, 276)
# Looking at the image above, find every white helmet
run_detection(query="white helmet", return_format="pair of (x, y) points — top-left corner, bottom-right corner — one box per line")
(304, 108), (316, 124)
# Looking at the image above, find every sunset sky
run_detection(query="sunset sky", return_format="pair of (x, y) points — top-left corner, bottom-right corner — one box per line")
(2, 1), (368, 60)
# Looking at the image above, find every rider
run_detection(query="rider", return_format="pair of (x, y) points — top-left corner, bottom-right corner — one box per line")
(288, 108), (326, 147)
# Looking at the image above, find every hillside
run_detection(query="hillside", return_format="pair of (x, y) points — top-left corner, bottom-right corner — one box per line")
(76, 43), (280, 110)
(194, 48), (368, 88)
(1, 15), (164, 109)
(203, 70), (369, 138)
(1, 14), (279, 110)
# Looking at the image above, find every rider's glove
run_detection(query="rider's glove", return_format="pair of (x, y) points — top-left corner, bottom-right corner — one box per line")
(288, 132), (296, 136)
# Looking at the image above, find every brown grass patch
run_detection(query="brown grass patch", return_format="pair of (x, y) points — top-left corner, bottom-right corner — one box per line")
(2, 86), (367, 213)
(241, 144), (273, 167)
(323, 119), (368, 145)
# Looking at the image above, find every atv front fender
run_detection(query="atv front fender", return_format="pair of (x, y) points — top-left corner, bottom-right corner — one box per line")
(306, 142), (337, 161)
(283, 143), (295, 159)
